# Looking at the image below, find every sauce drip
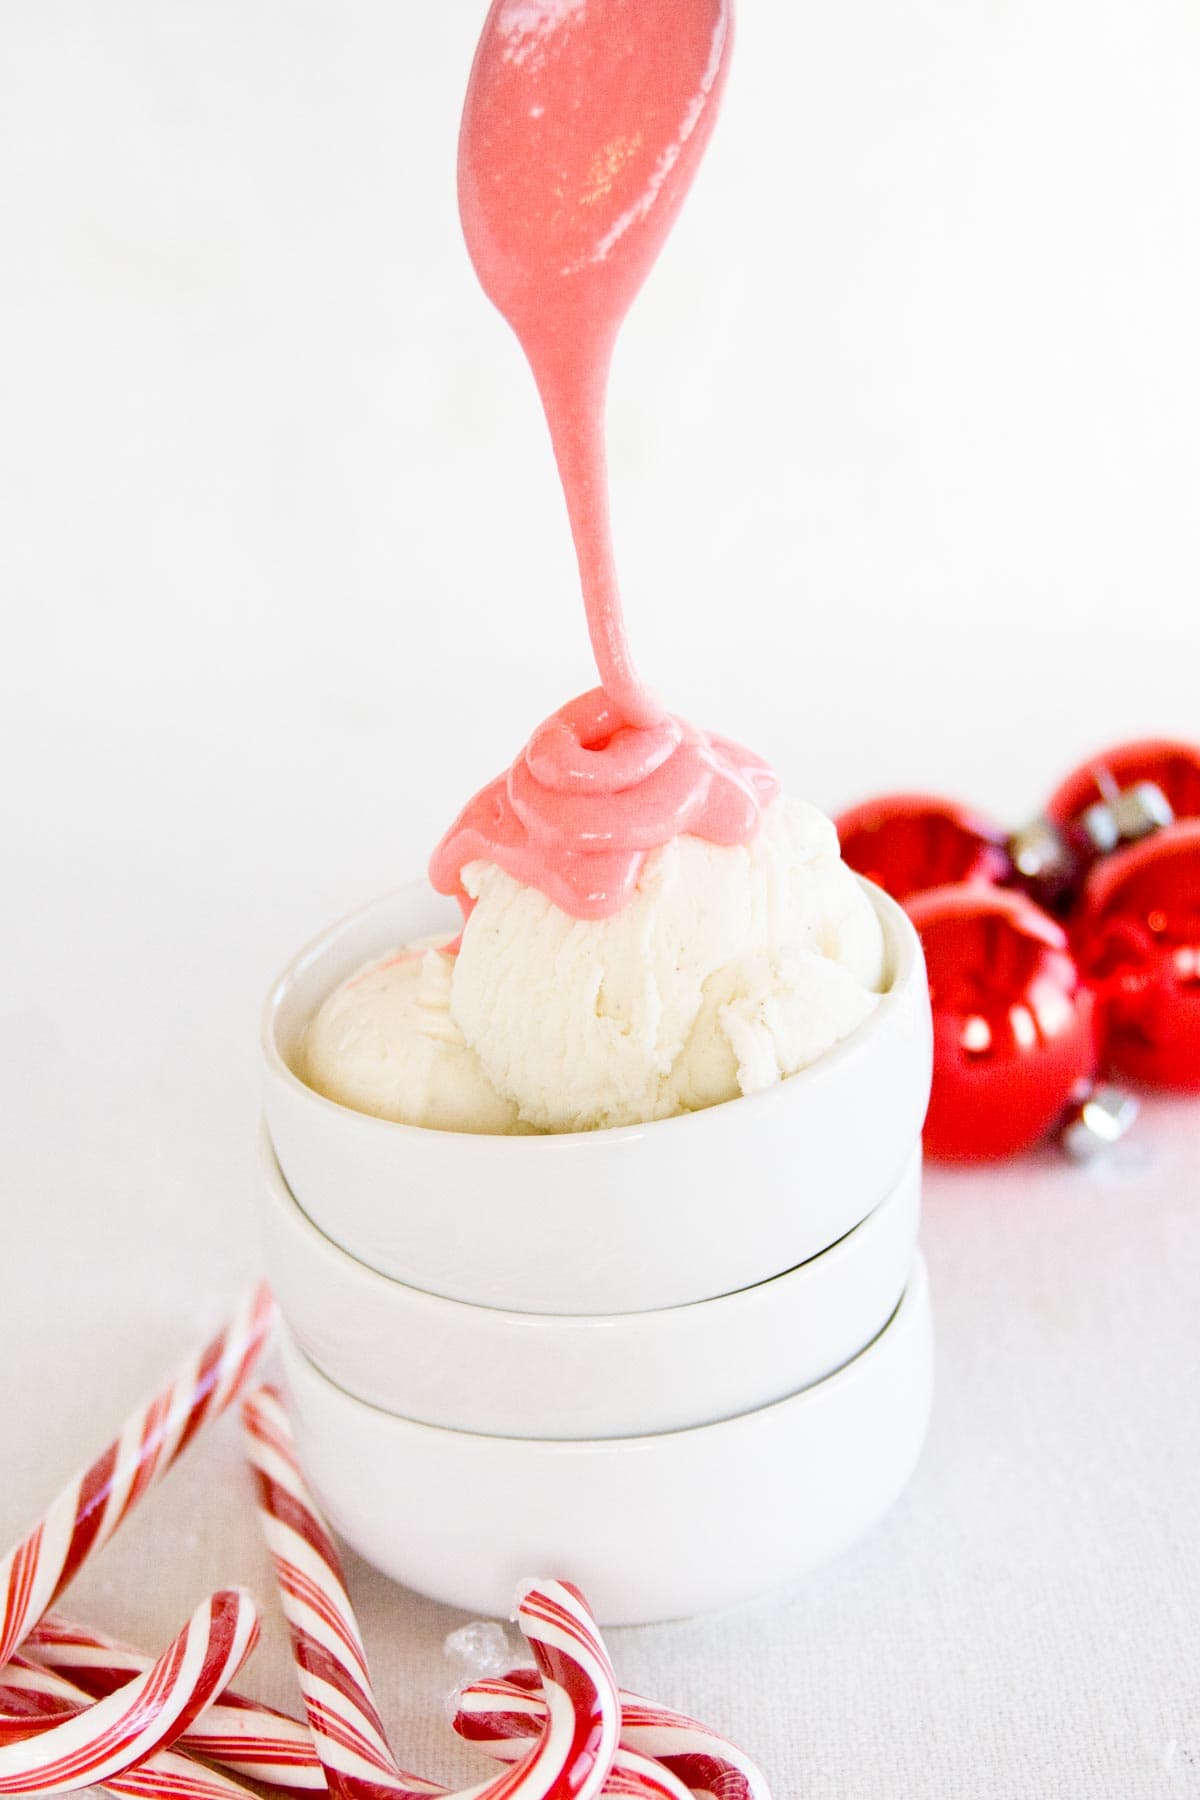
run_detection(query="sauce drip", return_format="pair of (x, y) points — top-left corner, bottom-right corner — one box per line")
(434, 0), (778, 920)
(458, 0), (731, 727)
(429, 687), (776, 919)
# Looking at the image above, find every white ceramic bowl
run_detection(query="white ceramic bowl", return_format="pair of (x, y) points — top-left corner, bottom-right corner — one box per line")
(278, 1256), (932, 1625)
(262, 881), (931, 1315)
(257, 1129), (921, 1438)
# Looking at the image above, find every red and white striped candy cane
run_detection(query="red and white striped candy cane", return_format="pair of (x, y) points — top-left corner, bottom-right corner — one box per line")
(0, 1651), (264, 1800)
(588, 1767), (690, 1800)
(454, 1672), (773, 1800)
(507, 1582), (623, 1800)
(452, 1674), (689, 1800)
(22, 1606), (643, 1800)
(243, 1386), (620, 1800)
(23, 1615), (323, 1793)
(0, 1587), (260, 1795)
(613, 1695), (773, 1800)
(0, 1284), (275, 1671)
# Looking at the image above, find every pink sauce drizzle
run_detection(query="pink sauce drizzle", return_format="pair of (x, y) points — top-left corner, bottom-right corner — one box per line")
(431, 687), (776, 919)
(432, 0), (778, 921)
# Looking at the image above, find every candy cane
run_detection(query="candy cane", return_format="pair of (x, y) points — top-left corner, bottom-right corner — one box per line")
(588, 1766), (690, 1800)
(0, 1653), (264, 1800)
(20, 1617), (668, 1800)
(452, 1676), (688, 1800)
(0, 1587), (259, 1795)
(505, 1581), (623, 1800)
(0, 1285), (275, 1671)
(615, 1697), (773, 1800)
(455, 1672), (773, 1800)
(23, 1616), (323, 1793)
(451, 1676), (688, 1800)
(20, 1620), (667, 1800)
(243, 1386), (620, 1800)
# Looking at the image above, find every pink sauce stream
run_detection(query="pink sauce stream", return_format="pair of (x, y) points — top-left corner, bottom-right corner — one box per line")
(431, 0), (778, 921)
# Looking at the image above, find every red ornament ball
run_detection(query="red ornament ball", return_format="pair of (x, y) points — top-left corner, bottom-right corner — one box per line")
(1046, 738), (1200, 832)
(836, 793), (1012, 903)
(1075, 818), (1200, 1091)
(905, 885), (1097, 1162)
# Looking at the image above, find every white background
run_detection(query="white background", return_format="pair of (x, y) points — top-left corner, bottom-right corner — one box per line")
(1, 3), (1198, 1795)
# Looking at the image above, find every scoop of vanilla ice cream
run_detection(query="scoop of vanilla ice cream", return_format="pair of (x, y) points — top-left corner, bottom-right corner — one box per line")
(450, 795), (886, 1132)
(302, 934), (521, 1134)
(304, 797), (886, 1135)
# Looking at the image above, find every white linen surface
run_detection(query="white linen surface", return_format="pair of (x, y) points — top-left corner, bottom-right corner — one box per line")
(2, 3), (1198, 1794)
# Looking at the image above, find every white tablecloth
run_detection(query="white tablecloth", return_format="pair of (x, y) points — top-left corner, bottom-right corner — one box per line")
(3, 1087), (1197, 1798)
(2, 4), (1198, 1793)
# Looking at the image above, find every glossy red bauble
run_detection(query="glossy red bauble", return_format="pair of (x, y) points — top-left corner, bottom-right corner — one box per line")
(905, 886), (1097, 1162)
(1046, 738), (1200, 834)
(836, 793), (1012, 903)
(1075, 819), (1200, 1092)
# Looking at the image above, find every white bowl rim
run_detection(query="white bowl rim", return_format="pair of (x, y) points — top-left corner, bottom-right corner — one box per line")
(279, 1256), (929, 1448)
(262, 875), (921, 1151)
(259, 1125), (921, 1326)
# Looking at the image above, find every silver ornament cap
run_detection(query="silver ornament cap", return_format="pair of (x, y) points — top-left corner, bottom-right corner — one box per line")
(1060, 1083), (1141, 1161)
(1079, 780), (1174, 855)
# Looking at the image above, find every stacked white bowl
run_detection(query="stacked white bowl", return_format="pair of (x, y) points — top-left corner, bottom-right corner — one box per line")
(259, 880), (934, 1625)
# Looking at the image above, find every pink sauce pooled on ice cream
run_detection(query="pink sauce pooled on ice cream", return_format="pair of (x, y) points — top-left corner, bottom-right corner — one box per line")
(430, 0), (778, 922)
